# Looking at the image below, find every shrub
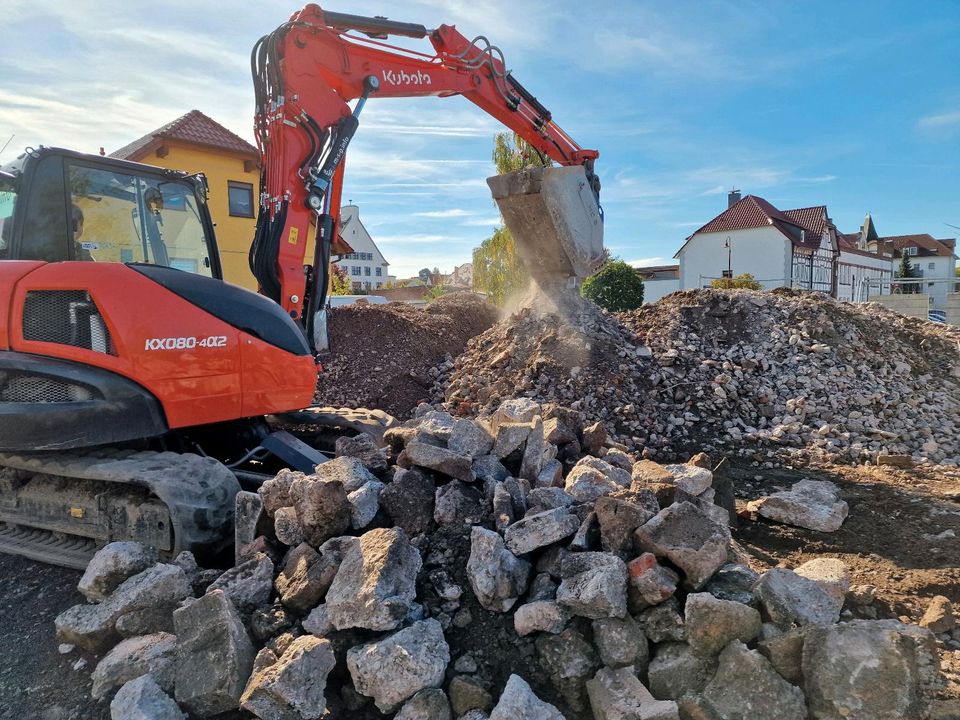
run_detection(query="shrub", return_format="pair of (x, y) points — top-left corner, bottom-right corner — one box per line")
(710, 273), (762, 290)
(580, 260), (645, 311)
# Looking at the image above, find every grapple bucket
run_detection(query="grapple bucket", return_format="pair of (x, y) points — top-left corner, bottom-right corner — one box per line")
(487, 165), (605, 287)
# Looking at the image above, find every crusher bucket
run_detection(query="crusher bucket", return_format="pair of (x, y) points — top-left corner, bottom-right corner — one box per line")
(487, 165), (605, 290)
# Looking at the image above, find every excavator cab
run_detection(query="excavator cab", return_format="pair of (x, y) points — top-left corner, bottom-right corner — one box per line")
(0, 147), (220, 277)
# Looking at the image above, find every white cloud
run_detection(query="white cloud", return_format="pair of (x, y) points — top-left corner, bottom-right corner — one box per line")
(628, 257), (673, 267)
(413, 208), (475, 218)
(918, 110), (960, 129)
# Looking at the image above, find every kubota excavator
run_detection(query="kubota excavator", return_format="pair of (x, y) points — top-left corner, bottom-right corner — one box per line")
(0, 5), (603, 568)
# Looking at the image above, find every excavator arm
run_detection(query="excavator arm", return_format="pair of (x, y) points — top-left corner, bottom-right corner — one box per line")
(249, 4), (600, 344)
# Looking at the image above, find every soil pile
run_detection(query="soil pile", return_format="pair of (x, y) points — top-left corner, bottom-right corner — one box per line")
(438, 288), (960, 465)
(317, 292), (497, 418)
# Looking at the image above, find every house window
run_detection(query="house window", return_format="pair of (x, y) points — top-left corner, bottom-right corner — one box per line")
(364, 266), (371, 276)
(375, 267), (382, 277)
(928, 262), (936, 270)
(351, 266), (360, 276)
(227, 181), (254, 218)
(906, 246), (918, 256)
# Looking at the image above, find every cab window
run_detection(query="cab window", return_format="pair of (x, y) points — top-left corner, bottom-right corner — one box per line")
(68, 163), (213, 277)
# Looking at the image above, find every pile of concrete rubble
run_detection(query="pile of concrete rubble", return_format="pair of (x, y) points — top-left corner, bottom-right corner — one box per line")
(436, 288), (960, 466)
(55, 398), (945, 719)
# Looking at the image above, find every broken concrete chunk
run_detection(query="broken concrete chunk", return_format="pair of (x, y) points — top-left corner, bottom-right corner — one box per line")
(536, 459), (564, 488)
(592, 615), (649, 670)
(335, 432), (389, 474)
(699, 640), (807, 720)
(274, 543), (334, 612)
(57, 563), (192, 654)
(535, 627), (600, 711)
(684, 592), (762, 657)
(206, 553), (274, 615)
(173, 589), (255, 717)
(381, 468), (436, 535)
(920, 595), (955, 634)
(647, 642), (717, 701)
(347, 479), (384, 529)
(519, 417), (546, 482)
(449, 676), (494, 716)
(115, 606), (176, 639)
(347, 618), (450, 713)
(586, 666), (679, 720)
(258, 469), (301, 516)
(493, 422), (533, 459)
(505, 507), (580, 555)
(406, 441), (475, 481)
(91, 632), (177, 700)
(527, 487), (574, 514)
(289, 474), (352, 547)
(793, 558), (851, 607)
(273, 506), (304, 546)
(449, 418), (495, 459)
(466, 526), (531, 612)
(803, 620), (940, 720)
(110, 674), (185, 720)
(757, 628), (805, 684)
(595, 490), (656, 558)
(490, 674), (565, 720)
(415, 411), (457, 444)
(250, 604), (293, 643)
(754, 568), (843, 629)
(556, 551), (628, 619)
(493, 398), (542, 428)
(395, 688), (453, 720)
(240, 635), (336, 720)
(664, 465), (713, 495)
(473, 455), (511, 483)
(316, 455), (377, 492)
(79, 542), (159, 603)
(434, 480), (486, 526)
(631, 460), (675, 487)
(702, 563), (759, 606)
(634, 502), (729, 589)
(302, 604), (333, 637)
(326, 527), (421, 631)
(582, 422), (607, 455)
(636, 601), (686, 643)
(564, 464), (622, 503)
(750, 479), (848, 532)
(514, 601), (571, 636)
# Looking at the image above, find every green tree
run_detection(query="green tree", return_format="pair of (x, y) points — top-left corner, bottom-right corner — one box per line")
(710, 273), (763, 290)
(580, 260), (645, 311)
(897, 252), (918, 294)
(472, 132), (551, 305)
(330, 264), (352, 295)
(418, 268), (432, 284)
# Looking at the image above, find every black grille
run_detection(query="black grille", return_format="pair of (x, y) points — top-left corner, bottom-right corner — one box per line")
(22, 290), (114, 354)
(0, 373), (94, 403)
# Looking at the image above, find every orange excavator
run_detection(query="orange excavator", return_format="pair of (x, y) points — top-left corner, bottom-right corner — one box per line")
(0, 5), (603, 567)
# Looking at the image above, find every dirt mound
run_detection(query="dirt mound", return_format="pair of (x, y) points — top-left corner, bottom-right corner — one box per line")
(317, 293), (497, 418)
(438, 288), (960, 465)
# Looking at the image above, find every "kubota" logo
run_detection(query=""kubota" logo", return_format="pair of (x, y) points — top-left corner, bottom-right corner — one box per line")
(382, 69), (433, 86)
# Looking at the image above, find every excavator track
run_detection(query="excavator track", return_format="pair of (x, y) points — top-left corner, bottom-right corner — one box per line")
(0, 449), (240, 570)
(271, 405), (399, 448)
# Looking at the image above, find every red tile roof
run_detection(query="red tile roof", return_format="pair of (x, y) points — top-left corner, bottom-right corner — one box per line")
(111, 110), (257, 160)
(782, 206), (827, 237)
(879, 234), (957, 258)
(682, 195), (823, 254)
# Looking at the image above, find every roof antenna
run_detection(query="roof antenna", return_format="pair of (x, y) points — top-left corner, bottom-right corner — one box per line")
(0, 134), (15, 156)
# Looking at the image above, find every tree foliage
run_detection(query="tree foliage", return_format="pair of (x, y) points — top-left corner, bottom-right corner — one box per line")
(473, 132), (552, 306)
(330, 264), (352, 295)
(425, 283), (447, 303)
(580, 260), (645, 311)
(896, 253), (919, 293)
(710, 273), (763, 290)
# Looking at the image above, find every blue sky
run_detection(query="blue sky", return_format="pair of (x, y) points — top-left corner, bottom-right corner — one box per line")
(1, 1), (958, 278)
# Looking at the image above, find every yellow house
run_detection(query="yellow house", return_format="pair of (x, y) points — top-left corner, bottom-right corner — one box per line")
(111, 110), (261, 289)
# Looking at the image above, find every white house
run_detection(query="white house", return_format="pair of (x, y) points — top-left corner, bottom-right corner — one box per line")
(873, 233), (957, 308)
(675, 192), (892, 300)
(635, 265), (680, 303)
(334, 204), (396, 291)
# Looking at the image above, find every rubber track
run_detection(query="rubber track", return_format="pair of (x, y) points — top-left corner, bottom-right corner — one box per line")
(271, 405), (399, 446)
(0, 449), (240, 566)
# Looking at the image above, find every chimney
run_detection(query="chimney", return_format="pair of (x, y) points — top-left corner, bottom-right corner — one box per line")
(728, 189), (741, 208)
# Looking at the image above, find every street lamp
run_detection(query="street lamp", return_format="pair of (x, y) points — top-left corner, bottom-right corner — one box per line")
(723, 236), (732, 278)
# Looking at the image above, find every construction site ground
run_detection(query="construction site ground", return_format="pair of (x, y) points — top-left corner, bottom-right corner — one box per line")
(3, 460), (958, 719)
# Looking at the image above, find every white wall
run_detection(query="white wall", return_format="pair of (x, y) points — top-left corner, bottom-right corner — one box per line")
(334, 205), (392, 290)
(678, 226), (790, 290)
(643, 278), (680, 303)
(918, 256), (958, 308)
(837, 250), (891, 302)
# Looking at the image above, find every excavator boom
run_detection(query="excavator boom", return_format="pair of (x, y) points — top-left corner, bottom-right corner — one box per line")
(249, 4), (604, 343)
